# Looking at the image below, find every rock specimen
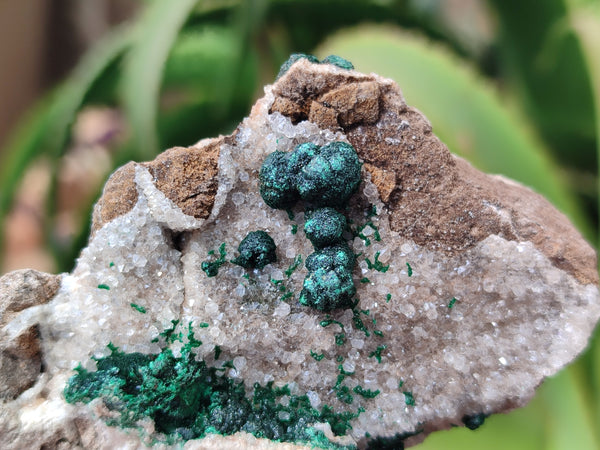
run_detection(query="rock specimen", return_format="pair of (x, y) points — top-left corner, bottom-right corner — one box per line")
(1, 56), (600, 449)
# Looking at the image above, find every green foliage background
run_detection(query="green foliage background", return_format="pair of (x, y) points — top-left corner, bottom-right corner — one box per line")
(1, 0), (599, 448)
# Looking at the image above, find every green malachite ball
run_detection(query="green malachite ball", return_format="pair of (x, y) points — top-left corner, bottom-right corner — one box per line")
(231, 231), (277, 270)
(276, 53), (319, 79)
(258, 140), (362, 312)
(258, 151), (296, 209)
(258, 141), (361, 210)
(300, 243), (357, 312)
(320, 55), (354, 70)
(304, 207), (347, 249)
(296, 142), (362, 207)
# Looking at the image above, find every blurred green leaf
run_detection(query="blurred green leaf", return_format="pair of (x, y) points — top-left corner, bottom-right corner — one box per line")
(488, 0), (596, 167)
(121, 0), (199, 161)
(568, 2), (600, 433)
(416, 395), (546, 450)
(541, 368), (599, 450)
(0, 25), (133, 268)
(164, 27), (240, 89)
(318, 26), (591, 240)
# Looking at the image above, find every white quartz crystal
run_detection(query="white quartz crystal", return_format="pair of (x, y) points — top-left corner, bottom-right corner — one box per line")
(2, 72), (599, 450)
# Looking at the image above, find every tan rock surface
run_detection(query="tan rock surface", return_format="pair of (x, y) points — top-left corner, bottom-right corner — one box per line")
(0, 58), (599, 450)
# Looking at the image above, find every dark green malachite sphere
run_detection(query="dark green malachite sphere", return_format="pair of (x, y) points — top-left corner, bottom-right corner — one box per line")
(296, 141), (361, 207)
(304, 207), (347, 249)
(231, 231), (277, 270)
(300, 243), (356, 312)
(258, 141), (361, 209)
(276, 53), (319, 79)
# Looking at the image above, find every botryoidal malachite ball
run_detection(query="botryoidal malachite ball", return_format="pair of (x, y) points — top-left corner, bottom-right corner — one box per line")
(304, 208), (347, 249)
(231, 231), (277, 270)
(258, 141), (361, 210)
(299, 243), (357, 312)
(296, 142), (362, 207)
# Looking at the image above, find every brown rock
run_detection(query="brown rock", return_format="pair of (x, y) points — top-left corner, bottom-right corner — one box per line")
(317, 81), (381, 127)
(363, 163), (397, 202)
(0, 325), (42, 400)
(91, 161), (138, 234)
(0, 269), (59, 400)
(0, 269), (61, 327)
(2, 57), (598, 450)
(273, 61), (598, 285)
(142, 140), (221, 219)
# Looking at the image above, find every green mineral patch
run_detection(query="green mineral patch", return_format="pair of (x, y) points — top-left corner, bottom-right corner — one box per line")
(259, 142), (362, 210)
(320, 317), (345, 333)
(231, 231), (276, 270)
(285, 254), (303, 278)
(310, 350), (325, 361)
(320, 54), (354, 70)
(300, 243), (357, 311)
(276, 53), (353, 79)
(276, 53), (320, 79)
(353, 386), (380, 399)
(63, 322), (359, 449)
(129, 303), (146, 314)
(259, 141), (362, 313)
(280, 291), (294, 301)
(406, 262), (413, 277)
(352, 309), (370, 337)
(304, 207), (347, 249)
(354, 221), (381, 247)
(201, 243), (227, 277)
(448, 297), (457, 309)
(369, 345), (387, 364)
(403, 391), (415, 406)
(365, 251), (390, 273)
(333, 364), (356, 404)
(97, 284), (110, 290)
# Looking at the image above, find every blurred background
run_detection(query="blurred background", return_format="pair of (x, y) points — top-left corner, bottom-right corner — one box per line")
(0, 0), (599, 448)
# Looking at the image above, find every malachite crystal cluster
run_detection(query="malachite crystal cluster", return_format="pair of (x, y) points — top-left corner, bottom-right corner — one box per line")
(259, 141), (362, 312)
(64, 322), (357, 449)
(276, 53), (354, 79)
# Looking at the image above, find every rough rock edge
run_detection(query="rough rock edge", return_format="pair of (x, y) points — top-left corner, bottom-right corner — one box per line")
(91, 136), (228, 235)
(91, 59), (595, 286)
(270, 59), (597, 286)
(3, 59), (597, 449)
(0, 270), (62, 400)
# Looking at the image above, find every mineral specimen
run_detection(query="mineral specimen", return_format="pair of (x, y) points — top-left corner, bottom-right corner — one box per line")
(1, 56), (599, 450)
(231, 231), (277, 270)
(304, 208), (347, 249)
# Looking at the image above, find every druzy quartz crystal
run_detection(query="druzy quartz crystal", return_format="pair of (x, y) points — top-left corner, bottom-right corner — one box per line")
(1, 55), (599, 450)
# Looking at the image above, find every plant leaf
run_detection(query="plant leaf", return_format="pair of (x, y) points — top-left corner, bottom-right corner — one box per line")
(488, 0), (596, 167)
(568, 2), (600, 435)
(317, 26), (591, 240)
(0, 25), (133, 269)
(120, 0), (199, 161)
